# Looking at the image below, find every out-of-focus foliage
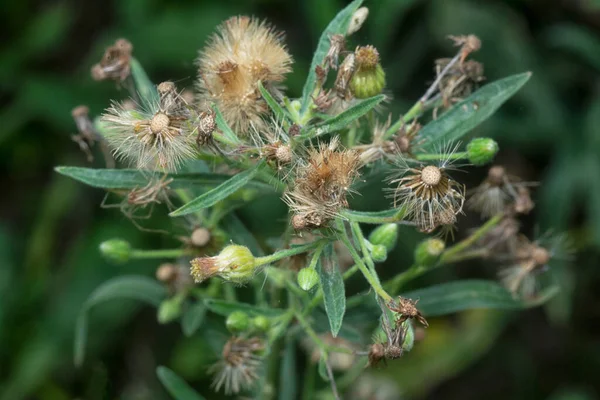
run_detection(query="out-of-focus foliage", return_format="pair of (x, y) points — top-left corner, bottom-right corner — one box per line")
(1, 0), (599, 399)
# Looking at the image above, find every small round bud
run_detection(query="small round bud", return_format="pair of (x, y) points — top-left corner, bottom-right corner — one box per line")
(291, 214), (307, 230)
(275, 144), (292, 164)
(368, 223), (399, 252)
(401, 321), (415, 352)
(157, 296), (183, 324)
(467, 138), (499, 166)
(350, 45), (385, 99)
(191, 228), (211, 247)
(414, 238), (445, 267)
(252, 315), (271, 332)
(370, 244), (388, 263)
(99, 239), (131, 263)
(226, 311), (250, 333)
(297, 268), (319, 291)
(156, 263), (178, 282)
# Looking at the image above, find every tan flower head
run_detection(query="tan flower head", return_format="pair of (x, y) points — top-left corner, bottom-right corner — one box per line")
(209, 336), (265, 395)
(197, 16), (293, 135)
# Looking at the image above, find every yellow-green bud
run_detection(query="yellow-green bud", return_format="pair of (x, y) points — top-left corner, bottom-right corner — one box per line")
(252, 315), (271, 332)
(370, 244), (388, 263)
(414, 238), (445, 267)
(402, 321), (415, 352)
(157, 296), (183, 324)
(350, 45), (385, 99)
(368, 223), (398, 252)
(99, 239), (131, 263)
(190, 245), (256, 284)
(466, 138), (499, 166)
(297, 268), (319, 291)
(226, 311), (250, 333)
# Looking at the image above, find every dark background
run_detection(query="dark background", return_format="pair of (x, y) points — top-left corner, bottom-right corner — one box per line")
(2, 0), (600, 399)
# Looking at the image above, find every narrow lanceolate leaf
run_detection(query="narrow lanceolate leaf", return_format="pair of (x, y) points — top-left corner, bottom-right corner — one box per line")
(300, 0), (364, 117)
(204, 299), (284, 318)
(278, 337), (298, 400)
(74, 276), (166, 366)
(221, 213), (265, 256)
(54, 166), (273, 192)
(169, 160), (265, 216)
(316, 244), (345, 337)
(157, 366), (206, 400)
(420, 72), (532, 150)
(212, 104), (242, 145)
(130, 57), (159, 107)
(402, 280), (559, 317)
(181, 302), (207, 337)
(311, 95), (386, 136)
(258, 81), (291, 123)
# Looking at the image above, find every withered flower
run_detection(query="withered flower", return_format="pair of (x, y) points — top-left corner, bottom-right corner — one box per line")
(209, 336), (265, 395)
(91, 38), (133, 82)
(388, 297), (428, 328)
(434, 57), (485, 110)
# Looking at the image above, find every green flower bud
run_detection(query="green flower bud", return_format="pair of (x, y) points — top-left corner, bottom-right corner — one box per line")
(414, 238), (445, 267)
(99, 239), (131, 263)
(401, 321), (415, 352)
(252, 315), (271, 332)
(368, 223), (399, 252)
(157, 296), (183, 324)
(190, 245), (256, 284)
(370, 244), (388, 263)
(350, 45), (386, 99)
(226, 310), (250, 333)
(297, 268), (319, 291)
(466, 138), (499, 166)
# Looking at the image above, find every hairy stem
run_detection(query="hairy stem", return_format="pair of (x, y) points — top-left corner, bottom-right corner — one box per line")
(130, 248), (192, 259)
(255, 240), (327, 267)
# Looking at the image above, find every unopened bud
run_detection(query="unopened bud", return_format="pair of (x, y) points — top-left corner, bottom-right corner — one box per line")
(370, 244), (388, 263)
(252, 315), (271, 332)
(467, 138), (498, 166)
(190, 245), (256, 284)
(99, 239), (131, 263)
(297, 268), (319, 291)
(414, 238), (445, 267)
(157, 296), (183, 324)
(191, 228), (211, 247)
(226, 311), (250, 333)
(350, 45), (385, 99)
(156, 263), (178, 282)
(368, 223), (398, 252)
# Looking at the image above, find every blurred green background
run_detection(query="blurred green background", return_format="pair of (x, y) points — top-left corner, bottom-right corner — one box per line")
(2, 0), (600, 399)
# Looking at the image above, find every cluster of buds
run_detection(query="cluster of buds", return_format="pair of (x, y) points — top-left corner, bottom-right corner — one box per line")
(91, 38), (133, 82)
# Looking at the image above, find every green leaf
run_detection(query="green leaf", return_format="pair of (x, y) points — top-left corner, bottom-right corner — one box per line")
(181, 302), (207, 337)
(300, 0), (364, 117)
(55, 167), (274, 193)
(170, 161), (265, 216)
(310, 95), (385, 136)
(278, 337), (298, 399)
(157, 366), (206, 400)
(212, 104), (243, 145)
(221, 213), (265, 256)
(130, 57), (159, 108)
(341, 208), (405, 224)
(420, 72), (532, 150)
(258, 81), (291, 123)
(316, 244), (345, 337)
(402, 280), (558, 317)
(204, 299), (284, 318)
(74, 276), (166, 366)
(318, 355), (330, 381)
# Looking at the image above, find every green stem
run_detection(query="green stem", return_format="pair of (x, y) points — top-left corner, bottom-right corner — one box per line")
(440, 213), (503, 263)
(255, 240), (327, 267)
(295, 312), (328, 359)
(130, 248), (192, 259)
(350, 222), (378, 280)
(384, 101), (423, 139)
(415, 151), (468, 161)
(340, 208), (406, 224)
(337, 221), (393, 303)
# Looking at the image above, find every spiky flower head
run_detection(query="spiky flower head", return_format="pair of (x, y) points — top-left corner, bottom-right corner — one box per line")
(284, 138), (361, 229)
(387, 152), (465, 233)
(209, 336), (265, 395)
(101, 82), (197, 171)
(190, 244), (257, 284)
(197, 16), (293, 135)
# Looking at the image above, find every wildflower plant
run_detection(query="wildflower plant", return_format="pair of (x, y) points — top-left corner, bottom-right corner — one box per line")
(55, 1), (572, 398)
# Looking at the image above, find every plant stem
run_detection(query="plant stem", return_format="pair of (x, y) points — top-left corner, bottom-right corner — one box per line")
(255, 240), (326, 267)
(295, 312), (327, 354)
(337, 221), (393, 303)
(420, 52), (462, 103)
(130, 248), (192, 259)
(384, 101), (423, 139)
(340, 208), (406, 224)
(350, 222), (378, 280)
(440, 213), (503, 263)
(415, 151), (468, 161)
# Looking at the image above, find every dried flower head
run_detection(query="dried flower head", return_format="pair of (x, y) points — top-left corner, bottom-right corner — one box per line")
(91, 38), (133, 82)
(448, 34), (482, 63)
(387, 152), (465, 232)
(284, 138), (361, 229)
(324, 34), (346, 71)
(209, 336), (265, 395)
(197, 16), (293, 135)
(434, 58), (484, 110)
(101, 82), (197, 171)
(334, 53), (356, 100)
(388, 297), (428, 328)
(468, 165), (536, 218)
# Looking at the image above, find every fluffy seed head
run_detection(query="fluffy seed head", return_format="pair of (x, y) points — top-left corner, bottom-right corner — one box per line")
(209, 336), (265, 395)
(197, 16), (293, 135)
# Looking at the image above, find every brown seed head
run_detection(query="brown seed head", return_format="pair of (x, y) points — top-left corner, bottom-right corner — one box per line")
(150, 112), (171, 134)
(156, 263), (178, 282)
(157, 81), (176, 94)
(421, 165), (442, 186)
(488, 165), (506, 186)
(191, 228), (211, 247)
(275, 144), (292, 164)
(384, 345), (403, 360)
(531, 246), (550, 266)
(368, 343), (386, 367)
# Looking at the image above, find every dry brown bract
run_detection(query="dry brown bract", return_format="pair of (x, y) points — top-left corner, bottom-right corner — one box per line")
(388, 297), (429, 328)
(434, 58), (484, 112)
(209, 337), (265, 395)
(91, 38), (133, 82)
(197, 16), (293, 135)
